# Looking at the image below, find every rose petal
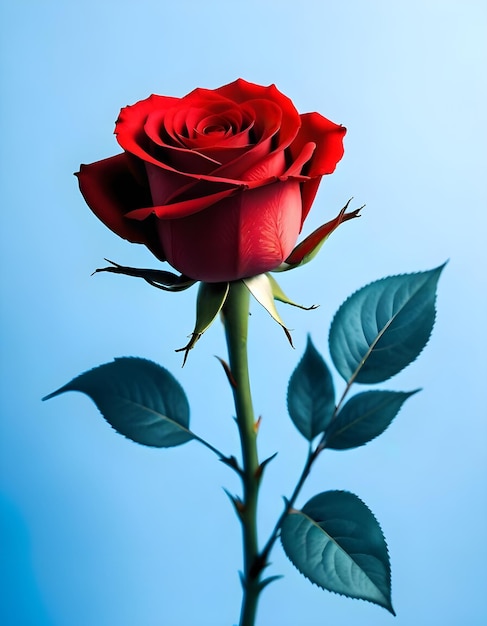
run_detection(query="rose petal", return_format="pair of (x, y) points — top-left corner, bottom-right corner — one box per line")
(299, 177), (322, 226)
(281, 141), (316, 178)
(291, 112), (346, 177)
(75, 153), (166, 260)
(157, 181), (303, 282)
(241, 149), (286, 182)
(126, 187), (239, 221)
(217, 81), (302, 151)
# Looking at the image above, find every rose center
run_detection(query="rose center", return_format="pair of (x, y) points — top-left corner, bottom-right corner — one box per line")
(203, 124), (227, 135)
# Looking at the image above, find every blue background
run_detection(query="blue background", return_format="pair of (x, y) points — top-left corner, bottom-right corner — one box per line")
(1, 1), (486, 624)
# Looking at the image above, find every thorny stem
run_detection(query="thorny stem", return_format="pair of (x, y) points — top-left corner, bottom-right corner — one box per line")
(222, 281), (261, 626)
(222, 280), (357, 625)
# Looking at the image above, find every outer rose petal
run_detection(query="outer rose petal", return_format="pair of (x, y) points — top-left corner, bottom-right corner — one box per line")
(292, 112), (346, 177)
(75, 153), (166, 261)
(288, 112), (346, 225)
(157, 181), (303, 282)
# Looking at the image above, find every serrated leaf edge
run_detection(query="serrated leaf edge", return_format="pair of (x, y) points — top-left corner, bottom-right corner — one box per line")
(327, 389), (420, 450)
(329, 264), (445, 384)
(42, 357), (194, 447)
(281, 490), (395, 615)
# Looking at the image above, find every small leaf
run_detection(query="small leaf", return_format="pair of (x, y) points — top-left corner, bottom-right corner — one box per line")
(287, 336), (335, 440)
(176, 282), (229, 363)
(43, 357), (193, 447)
(243, 275), (293, 346)
(329, 264), (445, 384)
(281, 490), (394, 614)
(327, 389), (419, 450)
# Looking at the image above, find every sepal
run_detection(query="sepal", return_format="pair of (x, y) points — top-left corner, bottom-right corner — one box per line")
(177, 282), (230, 364)
(273, 199), (362, 272)
(94, 259), (196, 292)
(242, 275), (293, 346)
(266, 274), (318, 310)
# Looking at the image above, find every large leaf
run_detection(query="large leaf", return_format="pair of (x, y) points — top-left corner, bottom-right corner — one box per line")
(281, 490), (394, 614)
(43, 357), (193, 447)
(326, 389), (419, 450)
(287, 336), (335, 440)
(329, 265), (445, 384)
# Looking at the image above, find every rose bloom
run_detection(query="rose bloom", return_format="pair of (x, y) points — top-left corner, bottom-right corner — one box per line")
(76, 79), (346, 283)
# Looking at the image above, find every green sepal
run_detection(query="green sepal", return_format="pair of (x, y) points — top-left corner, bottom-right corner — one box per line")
(177, 282), (230, 364)
(242, 275), (293, 346)
(281, 490), (394, 614)
(326, 389), (420, 450)
(273, 199), (362, 272)
(93, 259), (196, 292)
(266, 273), (318, 310)
(42, 357), (193, 447)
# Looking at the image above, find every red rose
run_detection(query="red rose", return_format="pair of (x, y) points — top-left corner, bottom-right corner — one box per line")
(76, 79), (346, 283)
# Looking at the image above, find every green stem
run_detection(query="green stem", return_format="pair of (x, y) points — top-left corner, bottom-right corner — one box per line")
(222, 281), (261, 626)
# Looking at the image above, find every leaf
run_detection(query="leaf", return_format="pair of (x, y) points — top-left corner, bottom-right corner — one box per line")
(281, 490), (394, 614)
(176, 281), (229, 363)
(287, 336), (335, 440)
(43, 357), (193, 447)
(329, 264), (445, 384)
(327, 389), (419, 450)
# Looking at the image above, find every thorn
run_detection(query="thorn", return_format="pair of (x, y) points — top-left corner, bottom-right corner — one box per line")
(222, 488), (245, 516)
(215, 356), (237, 388)
(238, 571), (246, 590)
(254, 415), (262, 434)
(219, 455), (243, 476)
(258, 575), (284, 591)
(255, 451), (278, 480)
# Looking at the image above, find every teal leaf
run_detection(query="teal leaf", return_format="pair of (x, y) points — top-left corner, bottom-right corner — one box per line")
(287, 336), (335, 440)
(43, 357), (193, 447)
(329, 264), (445, 384)
(281, 490), (394, 614)
(327, 389), (419, 450)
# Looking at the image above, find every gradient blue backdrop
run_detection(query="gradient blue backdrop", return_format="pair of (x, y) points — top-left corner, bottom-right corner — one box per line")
(1, 1), (486, 625)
